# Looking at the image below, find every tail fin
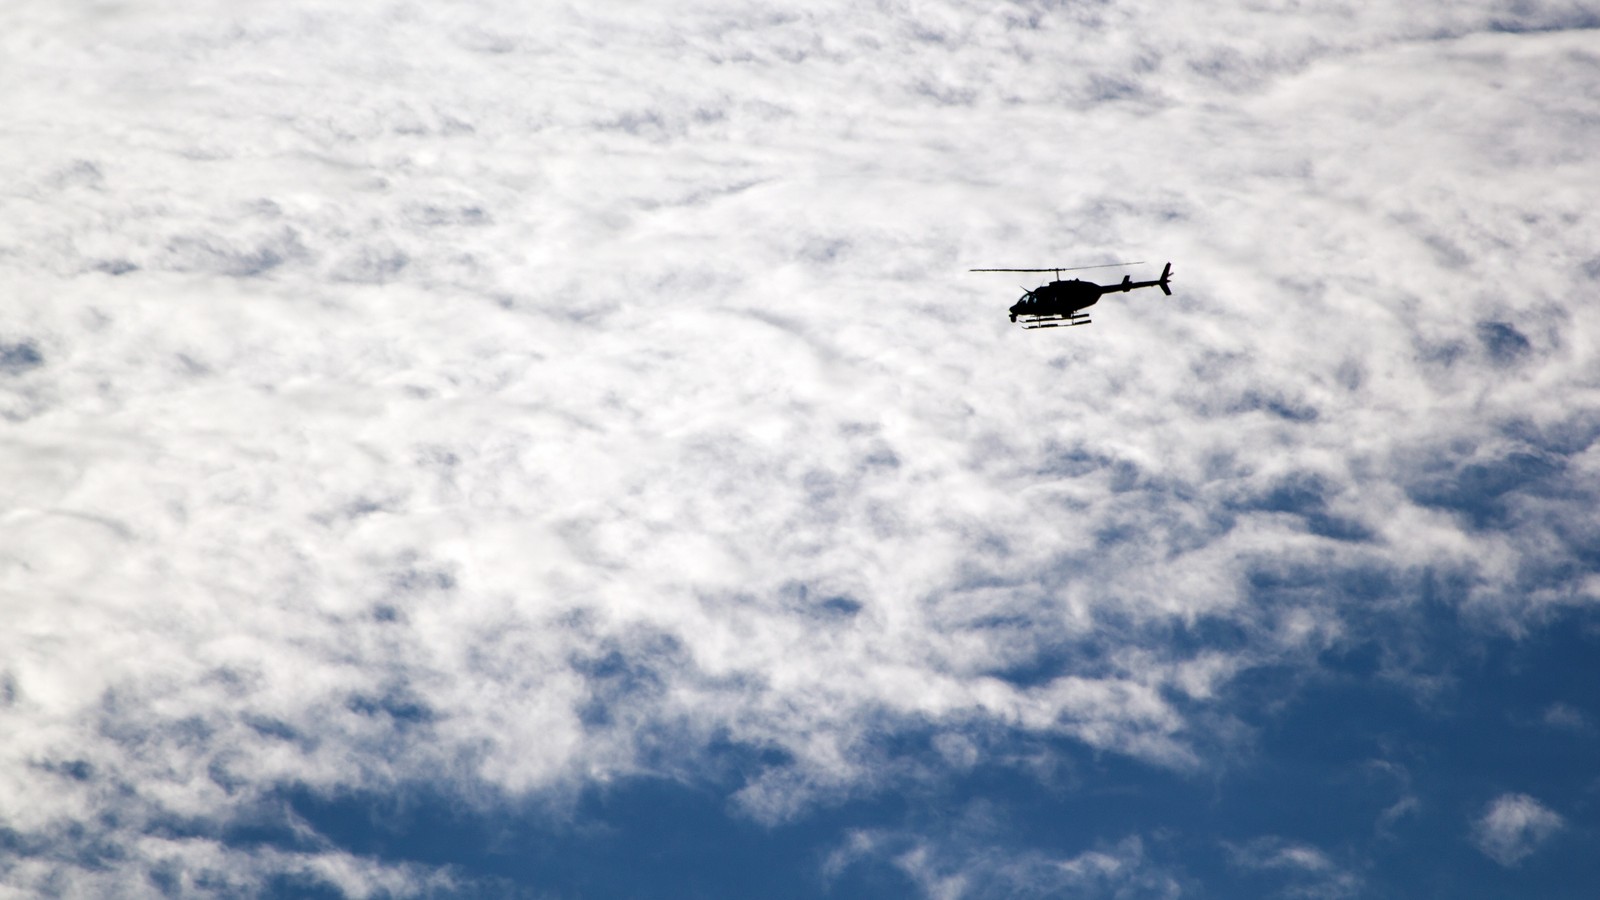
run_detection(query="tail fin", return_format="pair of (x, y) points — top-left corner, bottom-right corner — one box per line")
(1158, 262), (1173, 296)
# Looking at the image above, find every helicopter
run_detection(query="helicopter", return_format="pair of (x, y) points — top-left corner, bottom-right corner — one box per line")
(970, 261), (1173, 329)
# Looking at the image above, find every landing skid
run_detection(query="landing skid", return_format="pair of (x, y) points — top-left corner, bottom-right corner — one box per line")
(1019, 315), (1091, 330)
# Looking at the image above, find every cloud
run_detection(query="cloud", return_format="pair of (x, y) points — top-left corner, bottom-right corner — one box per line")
(826, 830), (1180, 900)
(0, 790), (457, 899)
(1472, 793), (1564, 866)
(1, 0), (1598, 892)
(1228, 838), (1335, 873)
(1539, 702), (1592, 733)
(1226, 836), (1362, 898)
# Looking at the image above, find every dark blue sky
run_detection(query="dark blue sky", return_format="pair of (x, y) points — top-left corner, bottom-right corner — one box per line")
(267, 603), (1599, 897)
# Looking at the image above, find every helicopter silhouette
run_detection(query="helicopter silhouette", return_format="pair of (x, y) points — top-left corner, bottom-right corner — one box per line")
(971, 261), (1173, 329)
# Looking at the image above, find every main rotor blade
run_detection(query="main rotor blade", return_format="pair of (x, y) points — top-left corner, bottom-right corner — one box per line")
(970, 261), (1145, 273)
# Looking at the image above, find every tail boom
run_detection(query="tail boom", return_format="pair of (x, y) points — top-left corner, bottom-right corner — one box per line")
(1118, 262), (1173, 296)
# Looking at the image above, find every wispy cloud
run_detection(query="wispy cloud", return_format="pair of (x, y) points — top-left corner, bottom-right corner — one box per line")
(1226, 836), (1362, 898)
(1472, 793), (1564, 866)
(1539, 702), (1592, 734)
(828, 830), (1179, 900)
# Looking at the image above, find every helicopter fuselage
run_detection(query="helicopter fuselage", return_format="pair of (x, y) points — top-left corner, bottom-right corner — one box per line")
(1008, 279), (1103, 322)
(1005, 263), (1172, 328)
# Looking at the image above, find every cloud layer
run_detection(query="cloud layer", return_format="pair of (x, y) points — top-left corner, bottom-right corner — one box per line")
(3, 0), (1598, 894)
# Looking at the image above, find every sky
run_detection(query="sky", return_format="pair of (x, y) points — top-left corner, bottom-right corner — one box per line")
(2, 0), (1599, 896)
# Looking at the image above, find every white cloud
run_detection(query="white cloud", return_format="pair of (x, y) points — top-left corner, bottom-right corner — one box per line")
(1539, 702), (1591, 733)
(1226, 836), (1363, 898)
(1, 0), (1597, 890)
(1472, 792), (1564, 866)
(0, 832), (457, 900)
(828, 830), (1179, 900)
